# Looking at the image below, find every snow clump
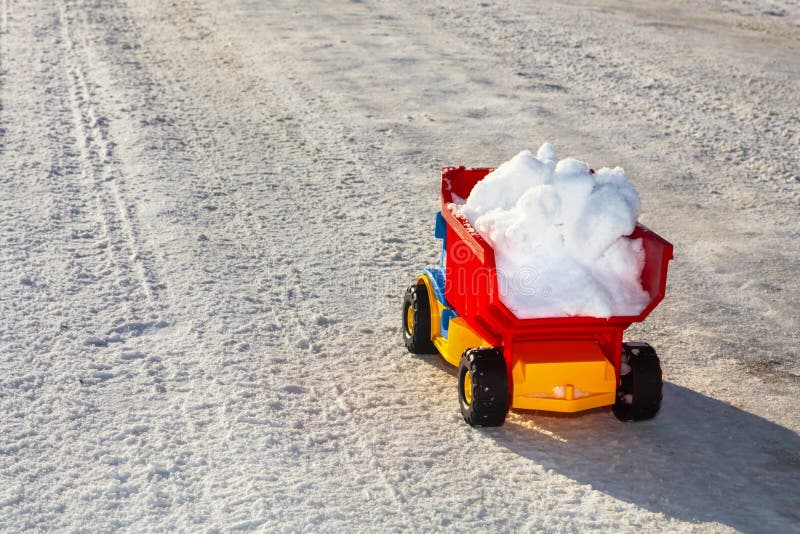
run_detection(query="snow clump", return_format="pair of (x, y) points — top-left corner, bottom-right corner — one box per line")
(457, 143), (651, 318)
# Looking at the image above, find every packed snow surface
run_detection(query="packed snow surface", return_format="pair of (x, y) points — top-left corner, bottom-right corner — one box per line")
(2, 0), (799, 532)
(459, 144), (650, 318)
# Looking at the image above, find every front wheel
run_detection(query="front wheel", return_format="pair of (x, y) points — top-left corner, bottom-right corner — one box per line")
(402, 284), (436, 354)
(458, 348), (509, 427)
(612, 342), (663, 422)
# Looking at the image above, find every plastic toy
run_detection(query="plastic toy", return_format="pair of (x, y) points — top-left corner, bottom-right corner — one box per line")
(402, 166), (673, 426)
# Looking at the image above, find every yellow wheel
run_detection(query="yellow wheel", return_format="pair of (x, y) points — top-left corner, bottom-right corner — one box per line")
(402, 284), (436, 354)
(458, 347), (509, 427)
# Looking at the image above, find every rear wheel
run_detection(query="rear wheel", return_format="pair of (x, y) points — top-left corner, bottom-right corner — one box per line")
(612, 342), (663, 422)
(402, 284), (436, 354)
(458, 348), (509, 427)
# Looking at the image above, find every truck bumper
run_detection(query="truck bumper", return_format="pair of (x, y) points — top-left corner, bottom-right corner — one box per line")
(510, 341), (617, 412)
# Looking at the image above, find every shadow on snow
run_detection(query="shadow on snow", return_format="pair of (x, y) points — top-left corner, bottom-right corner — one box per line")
(411, 352), (799, 531)
(492, 382), (800, 532)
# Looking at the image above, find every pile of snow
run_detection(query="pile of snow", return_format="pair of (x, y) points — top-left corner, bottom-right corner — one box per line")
(456, 144), (650, 318)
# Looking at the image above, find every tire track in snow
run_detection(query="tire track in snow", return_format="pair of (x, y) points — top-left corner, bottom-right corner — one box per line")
(56, 1), (167, 324)
(51, 2), (369, 526)
(1, 3), (184, 528)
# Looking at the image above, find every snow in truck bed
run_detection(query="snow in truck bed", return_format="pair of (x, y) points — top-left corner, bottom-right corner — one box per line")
(458, 144), (650, 318)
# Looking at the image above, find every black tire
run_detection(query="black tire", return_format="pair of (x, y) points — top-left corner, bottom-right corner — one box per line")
(612, 342), (663, 422)
(458, 348), (509, 427)
(402, 284), (437, 354)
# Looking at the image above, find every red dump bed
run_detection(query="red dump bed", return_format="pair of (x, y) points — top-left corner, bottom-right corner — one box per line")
(440, 166), (673, 362)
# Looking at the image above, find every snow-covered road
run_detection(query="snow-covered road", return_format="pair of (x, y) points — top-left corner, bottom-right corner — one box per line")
(1, 0), (799, 531)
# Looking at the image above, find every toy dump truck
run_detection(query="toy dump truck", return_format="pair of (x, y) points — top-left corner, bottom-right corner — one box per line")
(402, 166), (673, 426)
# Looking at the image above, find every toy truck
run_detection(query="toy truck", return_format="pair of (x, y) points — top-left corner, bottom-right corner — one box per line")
(403, 166), (674, 426)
